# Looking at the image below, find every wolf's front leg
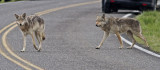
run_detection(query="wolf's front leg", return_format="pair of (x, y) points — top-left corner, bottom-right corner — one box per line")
(116, 32), (123, 49)
(96, 31), (109, 49)
(21, 35), (26, 52)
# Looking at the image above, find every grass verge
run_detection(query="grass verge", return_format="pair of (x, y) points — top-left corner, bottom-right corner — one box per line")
(1, 0), (22, 3)
(135, 11), (160, 53)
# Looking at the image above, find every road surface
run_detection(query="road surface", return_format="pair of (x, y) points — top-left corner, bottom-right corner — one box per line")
(0, 0), (160, 70)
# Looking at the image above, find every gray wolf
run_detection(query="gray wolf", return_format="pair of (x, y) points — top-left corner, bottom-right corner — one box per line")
(15, 13), (45, 52)
(95, 14), (149, 49)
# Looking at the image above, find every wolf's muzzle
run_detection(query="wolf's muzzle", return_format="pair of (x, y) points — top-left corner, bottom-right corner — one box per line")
(19, 24), (22, 26)
(96, 25), (99, 27)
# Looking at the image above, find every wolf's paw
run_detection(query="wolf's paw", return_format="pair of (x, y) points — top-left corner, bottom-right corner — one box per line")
(95, 46), (101, 49)
(119, 47), (123, 49)
(146, 46), (150, 48)
(127, 46), (132, 49)
(95, 47), (100, 49)
(20, 50), (25, 52)
(37, 48), (41, 52)
(145, 46), (150, 49)
(37, 50), (41, 52)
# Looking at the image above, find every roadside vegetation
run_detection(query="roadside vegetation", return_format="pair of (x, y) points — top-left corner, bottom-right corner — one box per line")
(0, 0), (21, 3)
(136, 11), (160, 53)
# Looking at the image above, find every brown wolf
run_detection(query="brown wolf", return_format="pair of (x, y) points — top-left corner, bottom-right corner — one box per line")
(95, 14), (149, 49)
(15, 13), (45, 52)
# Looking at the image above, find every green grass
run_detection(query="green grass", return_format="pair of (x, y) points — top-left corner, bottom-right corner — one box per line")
(135, 11), (160, 53)
(1, 0), (22, 3)
(0, 0), (4, 3)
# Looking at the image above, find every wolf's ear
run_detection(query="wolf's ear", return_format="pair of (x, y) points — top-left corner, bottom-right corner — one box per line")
(14, 14), (19, 19)
(22, 13), (26, 19)
(102, 14), (105, 19)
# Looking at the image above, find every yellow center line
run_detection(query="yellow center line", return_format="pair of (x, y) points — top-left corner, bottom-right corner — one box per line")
(2, 24), (43, 70)
(0, 48), (32, 70)
(0, 49), (32, 70)
(0, 22), (32, 70)
(1, 0), (100, 70)
(35, 0), (100, 16)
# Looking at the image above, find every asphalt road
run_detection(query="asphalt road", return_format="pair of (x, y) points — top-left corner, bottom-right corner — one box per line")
(0, 0), (160, 70)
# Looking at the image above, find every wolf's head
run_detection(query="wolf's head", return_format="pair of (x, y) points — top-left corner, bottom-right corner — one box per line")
(14, 13), (27, 26)
(96, 14), (108, 27)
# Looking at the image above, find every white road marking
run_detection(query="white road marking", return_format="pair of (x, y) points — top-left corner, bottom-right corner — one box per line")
(121, 13), (160, 58)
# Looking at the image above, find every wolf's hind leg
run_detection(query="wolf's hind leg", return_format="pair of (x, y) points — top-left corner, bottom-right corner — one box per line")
(35, 32), (40, 43)
(35, 32), (42, 52)
(136, 33), (149, 47)
(126, 31), (136, 49)
(31, 32), (38, 50)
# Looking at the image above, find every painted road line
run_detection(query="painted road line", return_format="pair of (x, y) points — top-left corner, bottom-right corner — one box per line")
(35, 0), (100, 16)
(0, 22), (32, 70)
(121, 13), (160, 58)
(1, 0), (100, 69)
(2, 24), (44, 70)
(0, 49), (32, 70)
